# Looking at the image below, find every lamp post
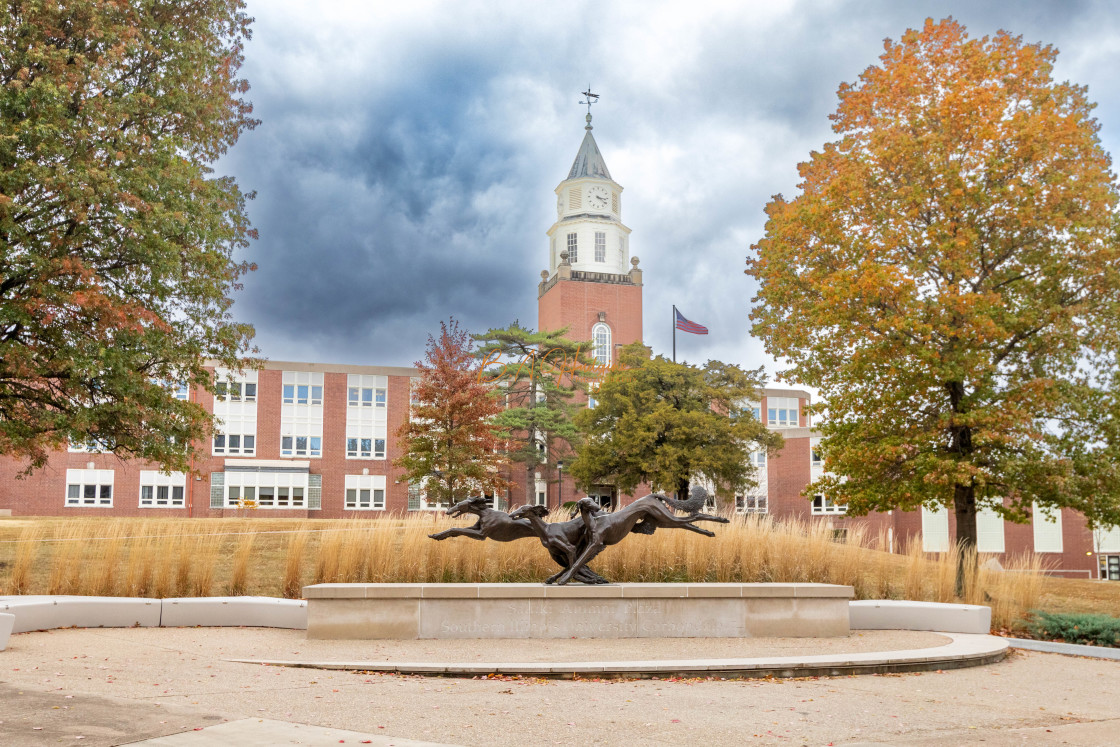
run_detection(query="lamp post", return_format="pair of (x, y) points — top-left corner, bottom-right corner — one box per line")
(556, 461), (564, 509)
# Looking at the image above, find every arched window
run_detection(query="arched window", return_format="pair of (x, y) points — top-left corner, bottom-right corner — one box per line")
(592, 323), (611, 366)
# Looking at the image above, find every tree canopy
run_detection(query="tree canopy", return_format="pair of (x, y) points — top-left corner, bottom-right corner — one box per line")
(0, 1), (258, 471)
(569, 343), (780, 504)
(474, 322), (594, 503)
(395, 319), (509, 507)
(746, 18), (1120, 551)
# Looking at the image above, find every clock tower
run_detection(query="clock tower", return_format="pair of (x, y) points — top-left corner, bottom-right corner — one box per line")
(537, 107), (643, 366)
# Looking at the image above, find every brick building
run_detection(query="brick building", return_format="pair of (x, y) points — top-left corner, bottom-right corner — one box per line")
(2, 110), (1118, 580)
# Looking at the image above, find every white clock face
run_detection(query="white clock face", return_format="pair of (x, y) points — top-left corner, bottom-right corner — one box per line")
(587, 185), (610, 211)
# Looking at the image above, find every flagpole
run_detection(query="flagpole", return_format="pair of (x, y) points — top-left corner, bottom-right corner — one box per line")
(672, 305), (677, 363)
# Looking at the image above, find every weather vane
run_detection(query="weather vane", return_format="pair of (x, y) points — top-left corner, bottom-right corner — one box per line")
(580, 86), (599, 114)
(580, 86), (599, 129)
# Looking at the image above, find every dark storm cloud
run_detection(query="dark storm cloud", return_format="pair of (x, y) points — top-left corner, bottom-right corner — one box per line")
(217, 0), (1120, 377)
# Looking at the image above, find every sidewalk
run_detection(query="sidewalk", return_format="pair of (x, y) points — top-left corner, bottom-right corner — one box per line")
(0, 627), (1117, 746)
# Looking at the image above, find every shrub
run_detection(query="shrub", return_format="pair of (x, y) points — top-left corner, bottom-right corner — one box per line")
(1025, 611), (1120, 648)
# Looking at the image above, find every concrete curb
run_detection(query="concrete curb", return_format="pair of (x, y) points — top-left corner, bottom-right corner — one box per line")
(1005, 637), (1120, 661)
(849, 599), (991, 634)
(0, 612), (13, 651)
(230, 632), (1008, 679)
(0, 595), (306, 634)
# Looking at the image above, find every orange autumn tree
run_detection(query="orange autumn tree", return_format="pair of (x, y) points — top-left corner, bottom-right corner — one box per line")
(396, 319), (510, 507)
(0, 2), (258, 471)
(747, 18), (1120, 578)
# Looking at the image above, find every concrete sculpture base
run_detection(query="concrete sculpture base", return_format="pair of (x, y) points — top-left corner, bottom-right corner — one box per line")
(303, 583), (854, 640)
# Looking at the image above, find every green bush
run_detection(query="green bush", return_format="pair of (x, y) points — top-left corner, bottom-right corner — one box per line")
(1025, 611), (1120, 648)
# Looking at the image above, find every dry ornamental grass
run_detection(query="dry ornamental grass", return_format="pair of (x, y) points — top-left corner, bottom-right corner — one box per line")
(0, 513), (1088, 630)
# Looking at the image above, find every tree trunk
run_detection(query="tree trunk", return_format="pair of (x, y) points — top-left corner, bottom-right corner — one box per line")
(677, 478), (690, 502)
(953, 482), (978, 597)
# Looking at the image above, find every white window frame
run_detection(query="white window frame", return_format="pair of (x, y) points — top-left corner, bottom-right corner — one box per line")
(281, 371), (324, 458)
(212, 369), (257, 456)
(347, 374), (388, 460)
(592, 322), (611, 366)
(567, 232), (578, 263)
(594, 231), (606, 262)
(736, 494), (768, 514)
(139, 470), (187, 508)
(811, 494), (846, 515)
(767, 397), (799, 427)
(65, 468), (114, 507)
(224, 471), (309, 509)
(345, 474), (386, 511)
(1032, 501), (1063, 554)
(922, 505), (950, 552)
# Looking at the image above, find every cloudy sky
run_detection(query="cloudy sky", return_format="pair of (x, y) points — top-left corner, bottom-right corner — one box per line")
(218, 0), (1120, 382)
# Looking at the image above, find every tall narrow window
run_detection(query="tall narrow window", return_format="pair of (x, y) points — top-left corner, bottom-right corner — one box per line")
(567, 232), (578, 263)
(594, 232), (606, 262)
(591, 323), (611, 366)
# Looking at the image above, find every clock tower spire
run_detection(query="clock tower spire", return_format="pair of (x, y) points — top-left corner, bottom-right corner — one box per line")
(538, 94), (643, 367)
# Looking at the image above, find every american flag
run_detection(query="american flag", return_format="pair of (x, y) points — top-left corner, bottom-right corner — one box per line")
(674, 308), (708, 335)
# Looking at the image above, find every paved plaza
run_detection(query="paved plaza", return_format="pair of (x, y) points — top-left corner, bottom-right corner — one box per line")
(0, 627), (1118, 745)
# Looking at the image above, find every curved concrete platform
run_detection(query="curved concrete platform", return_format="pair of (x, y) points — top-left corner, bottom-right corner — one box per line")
(230, 631), (1008, 679)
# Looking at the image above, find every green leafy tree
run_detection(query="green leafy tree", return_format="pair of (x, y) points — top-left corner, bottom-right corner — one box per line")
(474, 322), (596, 504)
(0, 1), (258, 470)
(396, 319), (510, 507)
(569, 343), (780, 505)
(746, 18), (1120, 584)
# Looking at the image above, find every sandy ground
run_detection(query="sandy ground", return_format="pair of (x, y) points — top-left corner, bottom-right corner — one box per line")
(1, 627), (1119, 746)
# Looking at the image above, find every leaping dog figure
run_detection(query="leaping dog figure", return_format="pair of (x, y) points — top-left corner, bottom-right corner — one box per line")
(428, 496), (537, 543)
(507, 504), (610, 585)
(552, 488), (729, 585)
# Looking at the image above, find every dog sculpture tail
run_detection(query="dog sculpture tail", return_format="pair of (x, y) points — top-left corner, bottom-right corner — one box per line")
(655, 484), (710, 514)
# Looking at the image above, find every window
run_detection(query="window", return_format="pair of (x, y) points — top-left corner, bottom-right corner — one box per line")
(281, 435), (322, 458)
(213, 432), (255, 456)
(346, 437), (385, 459)
(348, 374), (389, 459)
(68, 440), (108, 453)
(812, 494), (846, 515)
(172, 382), (189, 400)
(767, 397), (799, 427)
(212, 369), (258, 456)
(223, 470), (311, 509)
(1032, 502), (1063, 553)
(811, 449), (823, 468)
(567, 232), (578, 263)
(1101, 555), (1120, 581)
(750, 451), (766, 469)
(65, 469), (114, 507)
(612, 192), (619, 214)
(592, 323), (611, 366)
(922, 505), (950, 552)
(345, 474), (386, 510)
(594, 231), (606, 262)
(281, 371), (324, 459)
(282, 383), (323, 405)
(216, 380), (257, 402)
(348, 386), (387, 407)
(139, 470), (186, 508)
(736, 494), (768, 514)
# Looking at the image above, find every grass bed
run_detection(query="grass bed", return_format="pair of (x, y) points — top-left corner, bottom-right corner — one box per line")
(0, 513), (1114, 632)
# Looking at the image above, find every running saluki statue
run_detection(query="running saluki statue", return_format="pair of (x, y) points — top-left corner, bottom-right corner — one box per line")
(429, 486), (727, 584)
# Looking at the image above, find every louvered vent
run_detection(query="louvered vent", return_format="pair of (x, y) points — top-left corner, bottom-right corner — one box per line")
(612, 193), (619, 213)
(569, 189), (581, 210)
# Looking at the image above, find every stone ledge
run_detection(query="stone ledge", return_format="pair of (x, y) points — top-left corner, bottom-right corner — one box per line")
(303, 583), (854, 640)
(234, 632), (1008, 679)
(302, 582), (856, 600)
(849, 600), (991, 634)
